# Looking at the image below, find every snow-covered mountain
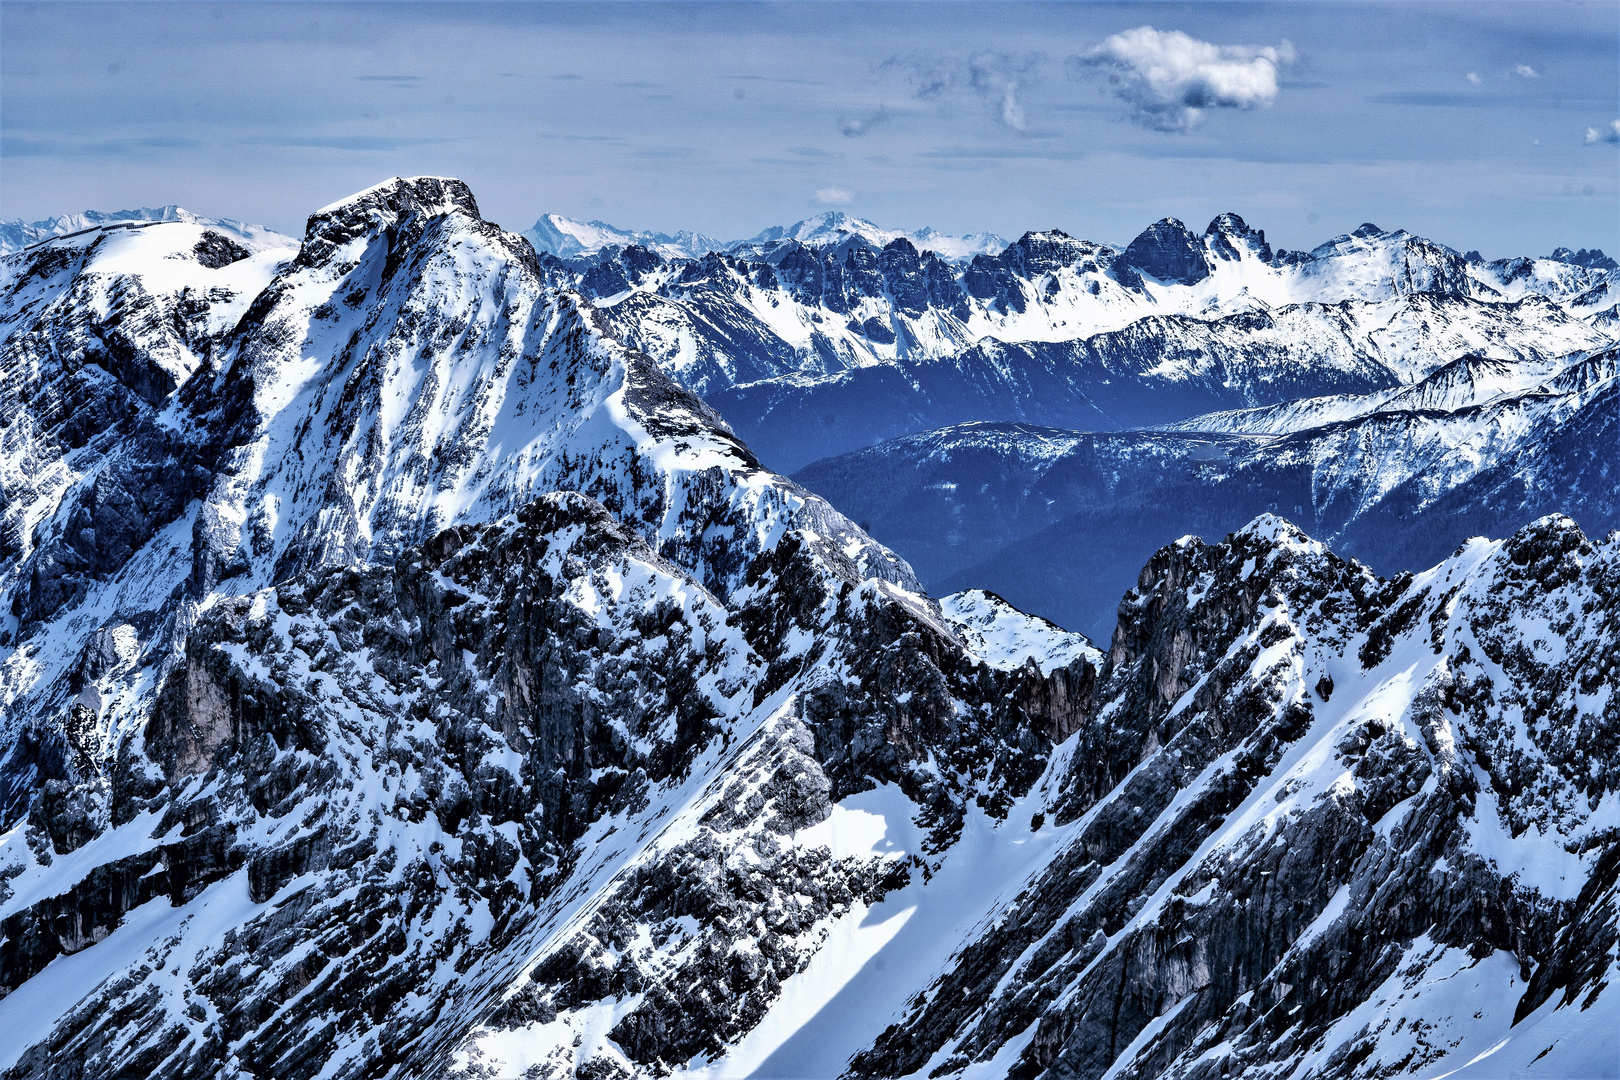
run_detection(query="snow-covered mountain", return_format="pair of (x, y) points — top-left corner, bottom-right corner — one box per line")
(525, 209), (1006, 263)
(523, 213), (727, 260)
(527, 214), (1616, 471)
(0, 206), (287, 256)
(0, 176), (1079, 1075)
(792, 343), (1617, 640)
(729, 210), (1007, 262)
(0, 178), (1615, 1080)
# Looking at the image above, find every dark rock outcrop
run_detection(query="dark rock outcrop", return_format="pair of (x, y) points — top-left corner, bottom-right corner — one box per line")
(1115, 218), (1211, 288)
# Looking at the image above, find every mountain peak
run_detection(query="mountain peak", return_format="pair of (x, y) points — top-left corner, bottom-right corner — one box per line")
(1204, 213), (1272, 262)
(309, 176), (479, 229)
(525, 214), (724, 260)
(302, 176), (481, 263)
(803, 210), (864, 228)
(1116, 217), (1210, 286)
(1549, 246), (1618, 271)
(1205, 212), (1249, 233)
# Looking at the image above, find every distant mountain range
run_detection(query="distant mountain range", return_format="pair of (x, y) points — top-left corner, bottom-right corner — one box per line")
(530, 213), (1616, 471)
(0, 205), (285, 255)
(795, 344), (1617, 640)
(523, 209), (1008, 262)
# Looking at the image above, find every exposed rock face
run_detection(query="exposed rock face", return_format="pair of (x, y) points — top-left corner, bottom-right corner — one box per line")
(842, 514), (1618, 1080)
(192, 231), (250, 269)
(1115, 218), (1211, 287)
(1204, 213), (1272, 264)
(1549, 246), (1618, 271)
(0, 178), (1614, 1080)
(962, 231), (1117, 316)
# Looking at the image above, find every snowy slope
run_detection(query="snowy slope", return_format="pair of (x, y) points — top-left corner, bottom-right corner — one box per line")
(0, 178), (1614, 1080)
(1158, 350), (1592, 436)
(939, 589), (1104, 677)
(0, 219), (300, 651)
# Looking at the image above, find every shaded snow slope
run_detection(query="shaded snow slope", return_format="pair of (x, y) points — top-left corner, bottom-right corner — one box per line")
(794, 345), (1618, 639)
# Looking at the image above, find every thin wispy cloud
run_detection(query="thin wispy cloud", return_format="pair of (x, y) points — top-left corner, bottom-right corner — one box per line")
(838, 107), (889, 137)
(813, 186), (854, 205)
(1585, 120), (1620, 145)
(1070, 26), (1296, 132)
(2, 134), (206, 157)
(1466, 72), (1482, 85)
(1514, 64), (1540, 80)
(883, 51), (1043, 132)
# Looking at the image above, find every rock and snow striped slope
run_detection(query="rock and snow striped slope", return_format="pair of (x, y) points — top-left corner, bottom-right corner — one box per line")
(0, 178), (1613, 1080)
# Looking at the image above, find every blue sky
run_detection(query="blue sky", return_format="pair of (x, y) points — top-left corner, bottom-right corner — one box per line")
(1, 2), (1616, 256)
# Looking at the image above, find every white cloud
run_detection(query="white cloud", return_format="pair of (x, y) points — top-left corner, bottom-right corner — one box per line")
(1072, 26), (1296, 132)
(813, 187), (854, 205)
(1466, 72), (1482, 85)
(884, 51), (1042, 132)
(1585, 120), (1620, 145)
(1514, 64), (1540, 79)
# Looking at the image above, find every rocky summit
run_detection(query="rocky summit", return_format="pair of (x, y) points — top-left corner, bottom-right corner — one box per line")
(0, 178), (1615, 1080)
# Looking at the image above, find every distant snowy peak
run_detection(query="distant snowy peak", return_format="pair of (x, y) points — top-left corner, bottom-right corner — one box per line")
(0, 205), (286, 254)
(523, 212), (725, 260)
(1475, 250), (1620, 312)
(1286, 221), (1484, 301)
(1547, 246), (1617, 271)
(529, 207), (1617, 311)
(903, 225), (1009, 261)
(739, 210), (879, 247)
(527, 209), (1005, 263)
(736, 211), (1007, 262)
